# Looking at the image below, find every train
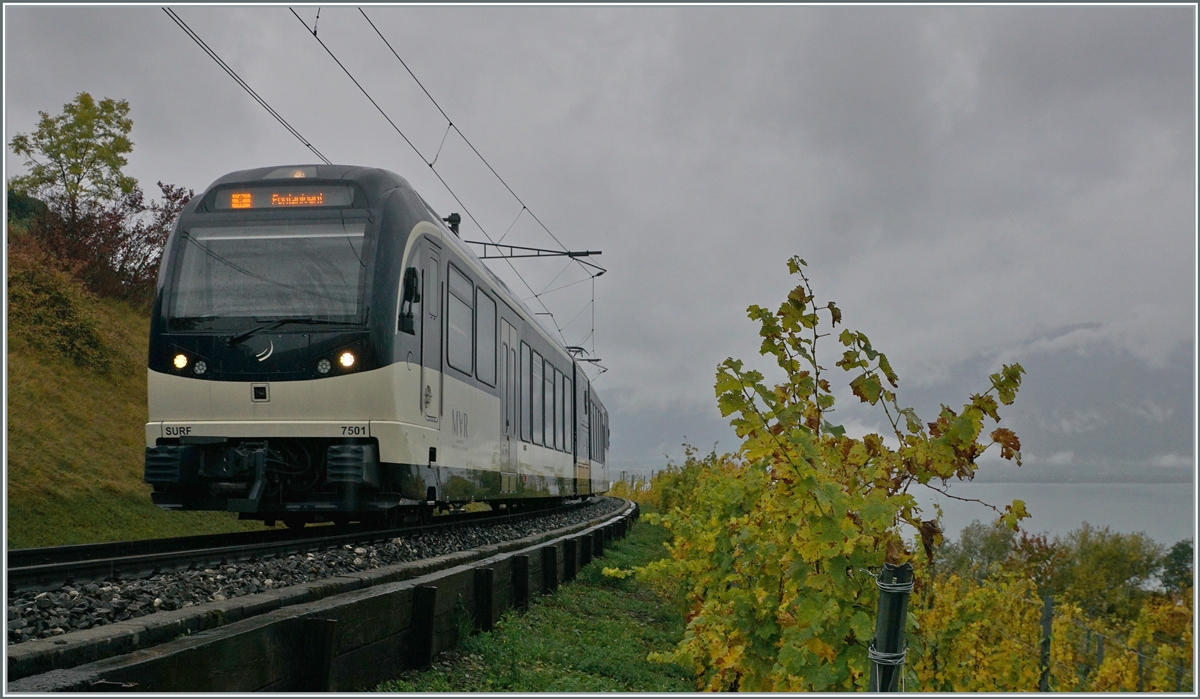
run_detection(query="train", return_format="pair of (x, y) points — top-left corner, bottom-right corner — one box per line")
(143, 164), (609, 527)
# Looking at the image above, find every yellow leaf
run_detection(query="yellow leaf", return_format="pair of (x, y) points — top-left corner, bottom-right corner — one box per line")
(803, 636), (837, 663)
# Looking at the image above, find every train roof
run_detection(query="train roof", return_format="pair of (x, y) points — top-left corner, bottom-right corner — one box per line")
(203, 164), (411, 203)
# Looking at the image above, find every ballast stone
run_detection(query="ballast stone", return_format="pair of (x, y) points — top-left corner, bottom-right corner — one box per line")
(7, 497), (620, 646)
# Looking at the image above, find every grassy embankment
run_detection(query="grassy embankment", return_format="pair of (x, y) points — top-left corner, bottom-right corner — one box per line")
(6, 230), (262, 548)
(376, 516), (691, 692)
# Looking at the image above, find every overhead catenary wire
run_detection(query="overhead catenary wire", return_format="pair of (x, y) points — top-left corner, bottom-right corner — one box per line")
(172, 5), (600, 365)
(287, 8), (575, 349)
(355, 6), (602, 363)
(430, 122), (453, 166)
(524, 274), (593, 302)
(161, 8), (605, 373)
(288, 8), (428, 164)
(357, 7), (584, 263)
(591, 275), (598, 359)
(294, 9), (603, 360)
(162, 7), (331, 166)
(498, 206), (527, 244)
(554, 297), (596, 336)
(536, 259), (575, 297)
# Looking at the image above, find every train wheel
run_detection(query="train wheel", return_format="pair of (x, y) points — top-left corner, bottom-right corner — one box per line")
(283, 516), (306, 530)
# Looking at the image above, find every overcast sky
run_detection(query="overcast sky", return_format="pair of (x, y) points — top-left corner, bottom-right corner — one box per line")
(4, 5), (1195, 484)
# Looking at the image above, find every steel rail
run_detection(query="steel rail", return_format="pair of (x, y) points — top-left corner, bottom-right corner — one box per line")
(6, 500), (588, 595)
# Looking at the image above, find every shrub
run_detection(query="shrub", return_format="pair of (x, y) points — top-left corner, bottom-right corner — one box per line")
(7, 234), (115, 371)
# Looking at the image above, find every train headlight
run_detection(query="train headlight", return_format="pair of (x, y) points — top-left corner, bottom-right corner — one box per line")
(338, 351), (356, 369)
(193, 360), (208, 375)
(173, 354), (188, 370)
(317, 358), (332, 374)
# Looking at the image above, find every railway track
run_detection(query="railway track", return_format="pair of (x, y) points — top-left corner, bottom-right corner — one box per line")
(7, 499), (637, 691)
(7, 500), (586, 595)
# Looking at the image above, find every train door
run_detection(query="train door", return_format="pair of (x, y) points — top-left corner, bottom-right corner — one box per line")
(422, 247), (442, 423)
(574, 366), (591, 495)
(499, 320), (519, 492)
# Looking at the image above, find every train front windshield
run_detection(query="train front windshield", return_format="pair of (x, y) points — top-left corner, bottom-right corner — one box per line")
(167, 222), (368, 328)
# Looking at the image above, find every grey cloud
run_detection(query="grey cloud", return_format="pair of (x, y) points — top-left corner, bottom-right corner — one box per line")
(887, 339), (1193, 480)
(5, 6), (1193, 480)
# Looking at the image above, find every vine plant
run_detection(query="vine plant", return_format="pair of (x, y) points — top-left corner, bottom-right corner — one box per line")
(630, 256), (1028, 690)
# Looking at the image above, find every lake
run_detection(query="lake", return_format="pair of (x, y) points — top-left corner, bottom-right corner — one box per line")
(910, 481), (1195, 547)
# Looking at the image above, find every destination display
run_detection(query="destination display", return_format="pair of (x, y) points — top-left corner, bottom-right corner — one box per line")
(213, 184), (355, 210)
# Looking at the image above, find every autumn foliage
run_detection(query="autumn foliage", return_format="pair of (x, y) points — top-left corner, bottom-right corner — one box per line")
(613, 257), (1191, 692)
(913, 559), (1193, 692)
(611, 257), (1028, 690)
(8, 92), (192, 305)
(9, 182), (191, 304)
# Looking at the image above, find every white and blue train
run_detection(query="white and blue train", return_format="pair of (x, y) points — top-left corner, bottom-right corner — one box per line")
(143, 165), (609, 527)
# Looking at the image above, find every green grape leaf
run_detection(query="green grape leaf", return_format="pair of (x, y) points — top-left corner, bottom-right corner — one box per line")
(999, 499), (1029, 530)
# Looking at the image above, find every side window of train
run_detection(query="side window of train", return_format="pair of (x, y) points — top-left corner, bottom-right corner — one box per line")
(520, 342), (531, 442)
(551, 369), (561, 451)
(561, 374), (568, 453)
(591, 399), (598, 461)
(424, 254), (439, 319)
(532, 350), (544, 445)
(475, 291), (496, 386)
(602, 410), (608, 464)
(561, 373), (571, 453)
(575, 376), (588, 460)
(544, 359), (556, 450)
(398, 265), (420, 334)
(446, 264), (473, 375)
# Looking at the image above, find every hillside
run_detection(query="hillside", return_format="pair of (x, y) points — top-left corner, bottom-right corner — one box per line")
(6, 230), (261, 548)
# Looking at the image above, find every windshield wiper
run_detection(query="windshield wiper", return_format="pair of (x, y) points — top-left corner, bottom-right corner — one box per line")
(226, 318), (357, 346)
